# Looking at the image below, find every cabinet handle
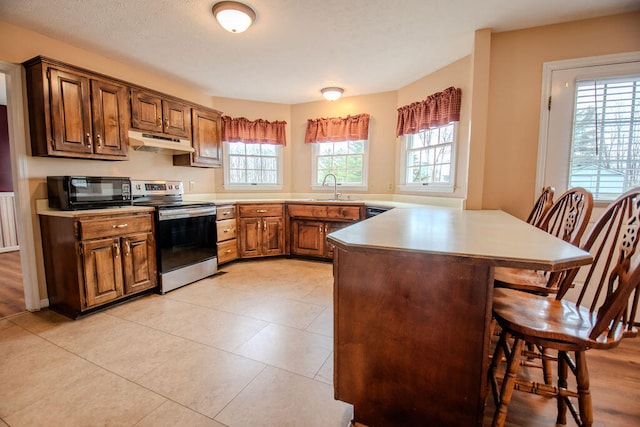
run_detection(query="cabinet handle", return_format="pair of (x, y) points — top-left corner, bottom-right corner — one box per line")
(165, 118), (169, 128)
(86, 133), (92, 147)
(124, 240), (131, 256)
(324, 224), (328, 233)
(224, 249), (232, 254)
(96, 134), (102, 147)
(256, 209), (267, 213)
(114, 242), (120, 258)
(263, 220), (267, 231)
(223, 211), (231, 216)
(223, 228), (230, 233)
(112, 223), (129, 228)
(319, 225), (323, 233)
(156, 116), (162, 126)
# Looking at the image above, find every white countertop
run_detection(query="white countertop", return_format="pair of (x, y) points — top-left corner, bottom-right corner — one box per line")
(36, 199), (154, 217)
(327, 206), (592, 272)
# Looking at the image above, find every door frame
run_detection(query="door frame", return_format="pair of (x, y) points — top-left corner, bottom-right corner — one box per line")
(0, 60), (41, 311)
(535, 51), (640, 193)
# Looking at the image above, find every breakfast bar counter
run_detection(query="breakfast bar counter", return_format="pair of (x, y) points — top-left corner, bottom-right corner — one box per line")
(327, 207), (592, 427)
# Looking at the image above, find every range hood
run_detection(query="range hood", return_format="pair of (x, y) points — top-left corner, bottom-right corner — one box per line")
(128, 130), (194, 154)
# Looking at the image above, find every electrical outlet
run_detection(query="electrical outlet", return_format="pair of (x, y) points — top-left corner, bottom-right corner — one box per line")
(387, 183), (393, 190)
(189, 181), (196, 192)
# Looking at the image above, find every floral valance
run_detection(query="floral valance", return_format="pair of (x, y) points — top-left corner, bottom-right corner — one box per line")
(221, 116), (287, 145)
(304, 113), (370, 143)
(396, 86), (462, 137)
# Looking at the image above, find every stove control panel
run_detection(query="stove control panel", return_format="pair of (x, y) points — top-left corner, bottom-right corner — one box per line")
(131, 180), (183, 197)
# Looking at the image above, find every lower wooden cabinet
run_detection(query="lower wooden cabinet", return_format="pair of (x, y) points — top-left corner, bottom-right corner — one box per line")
(238, 203), (285, 258)
(39, 210), (157, 318)
(290, 219), (353, 258)
(287, 203), (364, 259)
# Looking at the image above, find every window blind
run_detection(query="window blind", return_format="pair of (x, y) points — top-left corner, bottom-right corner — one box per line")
(569, 75), (640, 201)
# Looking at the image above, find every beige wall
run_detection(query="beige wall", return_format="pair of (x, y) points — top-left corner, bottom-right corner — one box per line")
(396, 56), (472, 201)
(290, 91), (397, 196)
(483, 12), (640, 220)
(210, 97), (291, 193)
(2, 12), (640, 301)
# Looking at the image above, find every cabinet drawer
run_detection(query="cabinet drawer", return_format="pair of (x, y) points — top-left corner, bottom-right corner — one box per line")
(326, 206), (362, 220)
(217, 239), (238, 264)
(217, 205), (236, 220)
(287, 204), (362, 221)
(238, 204), (283, 218)
(79, 215), (153, 240)
(216, 219), (237, 241)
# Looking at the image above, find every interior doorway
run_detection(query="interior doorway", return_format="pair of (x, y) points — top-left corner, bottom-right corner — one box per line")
(0, 72), (26, 318)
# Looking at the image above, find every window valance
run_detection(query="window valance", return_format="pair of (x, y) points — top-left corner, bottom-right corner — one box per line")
(396, 86), (461, 137)
(221, 116), (287, 145)
(304, 113), (370, 143)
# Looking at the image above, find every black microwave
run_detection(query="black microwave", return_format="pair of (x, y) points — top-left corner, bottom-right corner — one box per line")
(47, 176), (132, 210)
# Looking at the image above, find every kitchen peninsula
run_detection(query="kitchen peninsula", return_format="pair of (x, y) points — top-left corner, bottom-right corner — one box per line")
(327, 206), (592, 426)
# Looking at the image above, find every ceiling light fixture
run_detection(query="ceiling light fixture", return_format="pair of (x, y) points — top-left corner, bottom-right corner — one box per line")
(321, 87), (344, 101)
(212, 1), (256, 33)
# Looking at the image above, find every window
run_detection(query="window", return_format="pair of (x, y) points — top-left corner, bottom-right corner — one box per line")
(538, 53), (640, 203)
(312, 140), (369, 189)
(568, 76), (640, 201)
(399, 123), (457, 192)
(223, 141), (283, 190)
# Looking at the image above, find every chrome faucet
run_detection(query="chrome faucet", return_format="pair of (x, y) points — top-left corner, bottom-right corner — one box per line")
(321, 173), (341, 200)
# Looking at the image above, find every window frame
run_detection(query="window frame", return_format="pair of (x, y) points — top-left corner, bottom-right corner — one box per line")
(536, 51), (640, 202)
(222, 141), (284, 190)
(310, 139), (370, 191)
(397, 122), (458, 193)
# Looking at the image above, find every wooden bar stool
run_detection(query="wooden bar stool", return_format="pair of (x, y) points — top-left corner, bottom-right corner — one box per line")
(488, 189), (640, 427)
(526, 186), (554, 228)
(494, 187), (593, 295)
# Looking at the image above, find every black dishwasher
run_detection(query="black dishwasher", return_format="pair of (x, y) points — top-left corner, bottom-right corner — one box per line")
(365, 206), (391, 218)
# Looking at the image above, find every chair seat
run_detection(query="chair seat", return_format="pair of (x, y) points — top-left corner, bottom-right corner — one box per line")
(493, 267), (553, 293)
(492, 288), (624, 350)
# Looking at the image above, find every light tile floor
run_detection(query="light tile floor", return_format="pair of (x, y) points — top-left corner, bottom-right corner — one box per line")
(0, 258), (353, 427)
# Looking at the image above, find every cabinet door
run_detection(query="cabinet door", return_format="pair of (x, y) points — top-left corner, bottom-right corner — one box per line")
(262, 217), (285, 256)
(91, 79), (129, 157)
(191, 108), (222, 167)
(122, 232), (157, 294)
(48, 68), (93, 154)
(130, 89), (163, 133)
(82, 237), (124, 307)
(239, 217), (262, 257)
(291, 219), (325, 257)
(163, 99), (191, 138)
(324, 222), (353, 259)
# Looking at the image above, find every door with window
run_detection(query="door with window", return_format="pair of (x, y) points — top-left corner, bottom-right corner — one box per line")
(540, 57), (640, 202)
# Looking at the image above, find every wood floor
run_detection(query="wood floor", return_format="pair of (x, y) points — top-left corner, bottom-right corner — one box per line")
(482, 336), (640, 426)
(0, 250), (25, 318)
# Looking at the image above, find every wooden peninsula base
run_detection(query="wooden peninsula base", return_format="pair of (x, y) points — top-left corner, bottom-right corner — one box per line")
(327, 207), (592, 426)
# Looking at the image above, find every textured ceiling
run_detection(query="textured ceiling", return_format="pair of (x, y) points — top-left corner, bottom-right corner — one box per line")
(0, 0), (639, 104)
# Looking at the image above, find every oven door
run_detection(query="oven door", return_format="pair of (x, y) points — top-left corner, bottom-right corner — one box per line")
(157, 207), (217, 274)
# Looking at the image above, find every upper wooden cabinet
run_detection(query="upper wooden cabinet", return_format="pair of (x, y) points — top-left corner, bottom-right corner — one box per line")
(174, 107), (222, 168)
(23, 57), (129, 160)
(130, 88), (191, 138)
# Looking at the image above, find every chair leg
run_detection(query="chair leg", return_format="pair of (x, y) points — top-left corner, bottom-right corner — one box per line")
(541, 347), (553, 385)
(492, 337), (525, 427)
(488, 330), (508, 405)
(557, 351), (568, 425)
(575, 351), (593, 427)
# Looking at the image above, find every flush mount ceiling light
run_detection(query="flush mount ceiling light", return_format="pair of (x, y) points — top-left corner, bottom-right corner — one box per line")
(212, 1), (256, 33)
(321, 87), (344, 101)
